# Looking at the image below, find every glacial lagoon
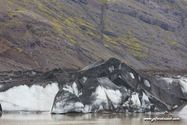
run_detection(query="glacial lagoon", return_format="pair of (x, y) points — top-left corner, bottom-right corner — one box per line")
(0, 112), (187, 125)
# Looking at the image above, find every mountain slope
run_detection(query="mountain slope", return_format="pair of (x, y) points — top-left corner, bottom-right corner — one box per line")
(0, 0), (187, 71)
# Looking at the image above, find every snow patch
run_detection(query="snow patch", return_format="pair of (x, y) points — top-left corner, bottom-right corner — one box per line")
(0, 83), (59, 111)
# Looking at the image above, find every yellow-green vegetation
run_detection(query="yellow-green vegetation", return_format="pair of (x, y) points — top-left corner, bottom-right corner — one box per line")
(8, 11), (14, 17)
(151, 34), (154, 39)
(164, 4), (171, 8)
(96, 54), (103, 59)
(113, 22), (116, 27)
(85, 4), (88, 10)
(74, 65), (82, 70)
(126, 32), (132, 38)
(17, 47), (23, 53)
(121, 37), (131, 46)
(86, 30), (100, 38)
(167, 39), (178, 46)
(165, 31), (170, 36)
(128, 27), (136, 33)
(118, 12), (124, 20)
(104, 44), (109, 48)
(122, 31), (148, 59)
(66, 35), (77, 45)
(112, 46), (120, 50)
(162, 31), (178, 46)
(129, 38), (142, 51)
(141, 22), (147, 29)
(103, 35), (120, 45)
(112, 37), (120, 41)
(100, 0), (107, 6)
(78, 21), (97, 31)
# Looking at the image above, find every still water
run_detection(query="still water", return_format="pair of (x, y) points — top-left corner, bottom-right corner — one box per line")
(0, 112), (187, 125)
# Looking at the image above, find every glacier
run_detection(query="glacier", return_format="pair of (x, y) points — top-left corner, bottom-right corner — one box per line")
(0, 58), (187, 114)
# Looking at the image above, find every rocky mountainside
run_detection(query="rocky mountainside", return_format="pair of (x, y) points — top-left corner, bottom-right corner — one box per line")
(0, 0), (187, 71)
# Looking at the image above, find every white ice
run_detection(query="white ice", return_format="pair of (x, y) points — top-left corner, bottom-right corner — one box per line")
(82, 77), (87, 83)
(129, 73), (135, 79)
(142, 92), (150, 108)
(131, 92), (141, 107)
(161, 77), (187, 94)
(161, 78), (173, 84)
(0, 83), (59, 111)
(52, 101), (84, 114)
(179, 79), (187, 94)
(104, 89), (122, 108)
(108, 66), (114, 73)
(63, 85), (73, 94)
(144, 80), (151, 88)
(63, 82), (79, 97)
(87, 86), (108, 112)
(72, 82), (78, 97)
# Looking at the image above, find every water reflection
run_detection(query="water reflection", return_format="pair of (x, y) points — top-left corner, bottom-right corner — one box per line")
(0, 112), (186, 125)
(51, 113), (145, 120)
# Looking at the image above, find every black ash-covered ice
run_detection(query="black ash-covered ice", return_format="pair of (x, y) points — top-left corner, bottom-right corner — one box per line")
(0, 58), (187, 114)
(50, 58), (187, 113)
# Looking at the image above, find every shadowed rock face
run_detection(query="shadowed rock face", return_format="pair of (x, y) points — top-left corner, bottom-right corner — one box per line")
(0, 58), (187, 113)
